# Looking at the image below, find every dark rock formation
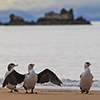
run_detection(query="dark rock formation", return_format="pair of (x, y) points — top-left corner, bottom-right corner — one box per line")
(74, 17), (90, 24)
(5, 14), (35, 25)
(0, 22), (2, 25)
(0, 8), (91, 25)
(37, 8), (74, 25)
(37, 8), (90, 25)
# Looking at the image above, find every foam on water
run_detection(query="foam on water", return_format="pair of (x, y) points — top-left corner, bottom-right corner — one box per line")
(1, 77), (100, 90)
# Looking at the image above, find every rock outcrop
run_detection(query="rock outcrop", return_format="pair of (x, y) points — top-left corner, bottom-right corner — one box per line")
(5, 14), (35, 25)
(74, 17), (90, 24)
(0, 8), (91, 25)
(37, 8), (74, 25)
(37, 8), (90, 25)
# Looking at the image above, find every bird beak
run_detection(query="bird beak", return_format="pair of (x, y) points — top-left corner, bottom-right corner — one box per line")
(14, 64), (18, 67)
(32, 64), (35, 67)
(88, 63), (91, 66)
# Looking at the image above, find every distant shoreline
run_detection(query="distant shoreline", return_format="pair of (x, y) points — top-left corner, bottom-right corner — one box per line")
(0, 8), (91, 25)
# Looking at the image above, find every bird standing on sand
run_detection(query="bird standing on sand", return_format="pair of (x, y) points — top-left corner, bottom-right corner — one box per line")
(80, 62), (93, 94)
(23, 64), (37, 93)
(3, 63), (24, 92)
(3, 63), (62, 93)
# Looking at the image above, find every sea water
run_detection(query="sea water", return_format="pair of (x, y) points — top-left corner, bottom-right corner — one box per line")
(0, 22), (100, 90)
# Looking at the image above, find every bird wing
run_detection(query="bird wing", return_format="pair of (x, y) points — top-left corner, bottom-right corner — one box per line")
(37, 69), (62, 86)
(80, 72), (84, 78)
(90, 73), (94, 79)
(2, 70), (25, 87)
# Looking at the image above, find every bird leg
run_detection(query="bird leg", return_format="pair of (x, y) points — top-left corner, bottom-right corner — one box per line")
(80, 87), (85, 94)
(23, 85), (28, 93)
(26, 90), (28, 94)
(31, 87), (37, 94)
(14, 88), (19, 92)
(10, 90), (13, 93)
(25, 88), (28, 94)
(85, 91), (89, 94)
(81, 90), (85, 94)
(31, 88), (34, 93)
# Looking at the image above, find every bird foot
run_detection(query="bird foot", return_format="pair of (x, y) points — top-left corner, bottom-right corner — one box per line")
(85, 91), (89, 94)
(31, 92), (37, 94)
(25, 91), (28, 94)
(10, 90), (13, 93)
(14, 89), (19, 92)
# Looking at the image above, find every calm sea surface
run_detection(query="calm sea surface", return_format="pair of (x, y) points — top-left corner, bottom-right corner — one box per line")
(0, 22), (100, 90)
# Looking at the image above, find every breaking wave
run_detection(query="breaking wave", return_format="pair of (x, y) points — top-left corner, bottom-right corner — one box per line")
(0, 78), (100, 90)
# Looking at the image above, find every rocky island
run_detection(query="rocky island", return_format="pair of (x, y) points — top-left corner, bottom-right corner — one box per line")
(0, 8), (91, 25)
(3, 14), (35, 25)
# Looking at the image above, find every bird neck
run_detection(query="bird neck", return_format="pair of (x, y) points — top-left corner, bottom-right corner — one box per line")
(28, 69), (33, 73)
(28, 70), (36, 77)
(84, 65), (89, 69)
(85, 67), (90, 72)
(85, 69), (91, 77)
(8, 68), (14, 72)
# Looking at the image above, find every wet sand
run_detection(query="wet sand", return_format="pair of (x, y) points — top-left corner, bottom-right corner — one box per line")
(0, 88), (100, 100)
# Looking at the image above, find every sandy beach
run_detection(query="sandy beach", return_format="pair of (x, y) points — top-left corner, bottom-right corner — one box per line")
(0, 88), (100, 100)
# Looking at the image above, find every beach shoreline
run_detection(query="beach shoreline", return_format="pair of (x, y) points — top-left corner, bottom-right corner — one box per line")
(0, 88), (100, 100)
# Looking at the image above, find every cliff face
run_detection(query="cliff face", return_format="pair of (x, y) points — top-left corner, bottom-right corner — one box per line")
(0, 8), (91, 25)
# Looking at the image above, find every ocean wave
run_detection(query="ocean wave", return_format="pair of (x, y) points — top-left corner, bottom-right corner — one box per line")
(36, 79), (100, 88)
(0, 78), (100, 89)
(92, 80), (100, 87)
(61, 79), (79, 87)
